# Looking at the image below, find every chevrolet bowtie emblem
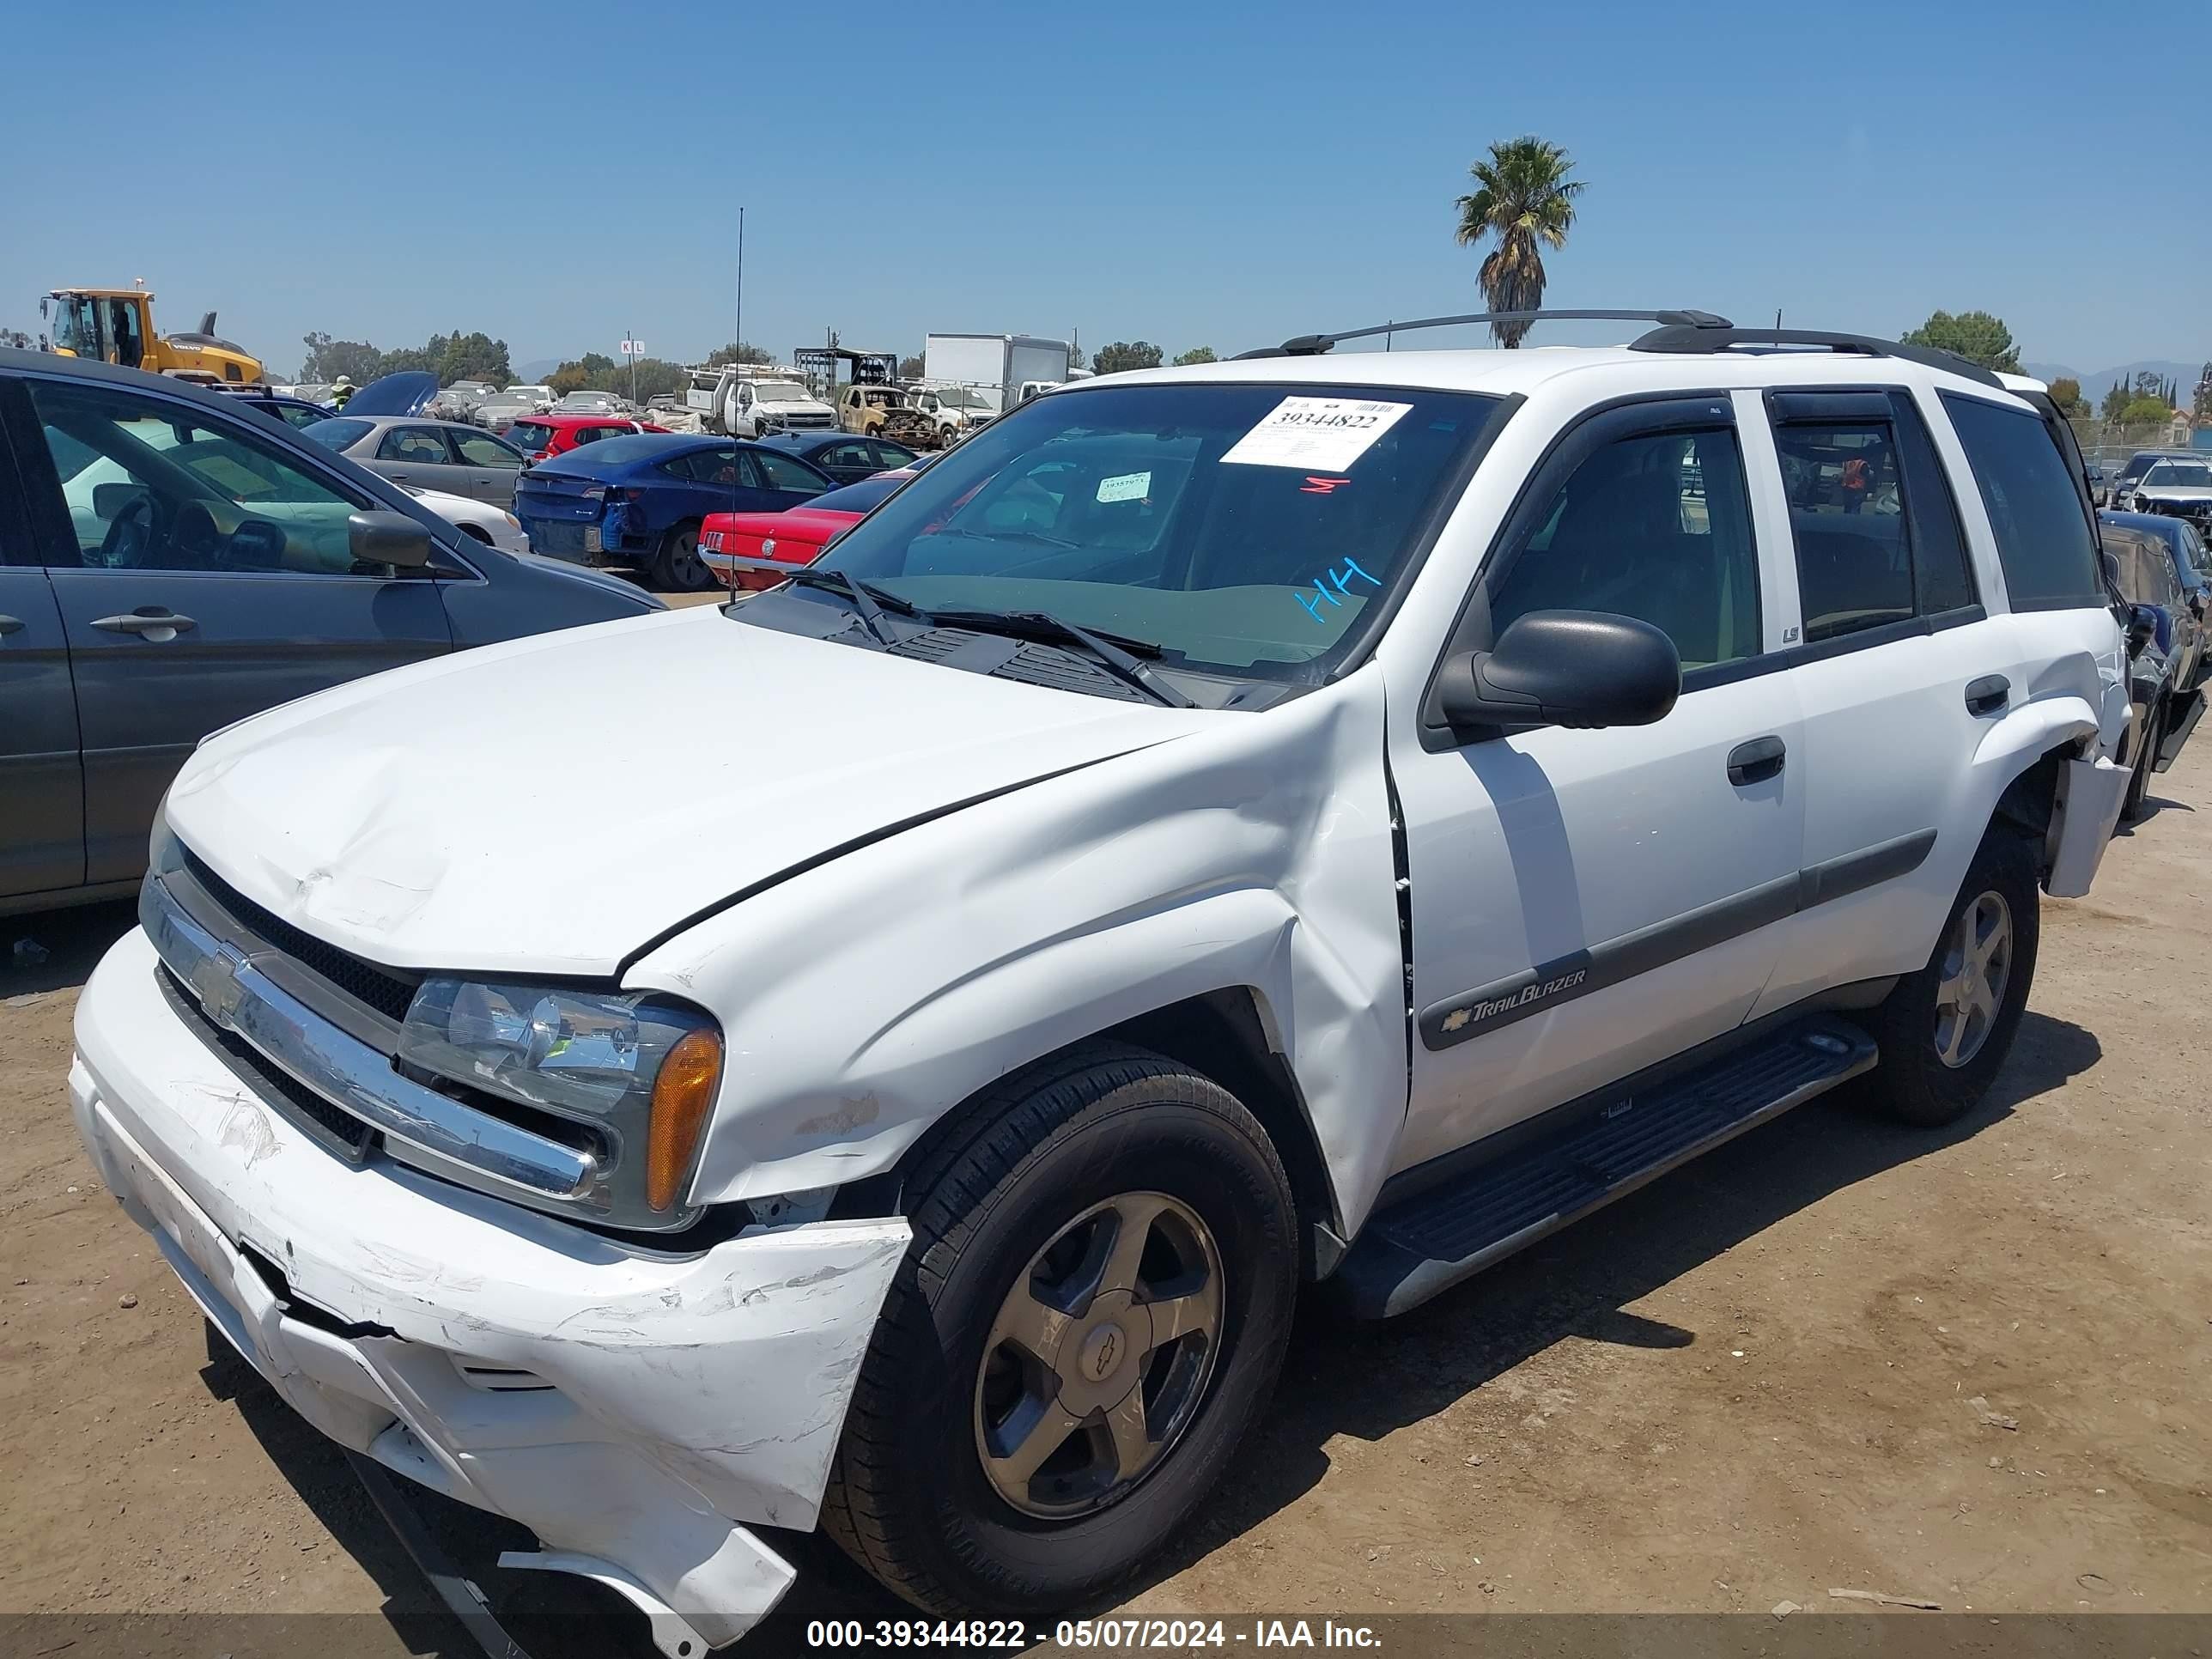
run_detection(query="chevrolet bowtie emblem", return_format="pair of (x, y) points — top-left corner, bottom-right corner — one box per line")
(192, 948), (247, 1030)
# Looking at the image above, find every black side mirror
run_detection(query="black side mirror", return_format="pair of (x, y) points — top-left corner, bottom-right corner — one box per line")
(2125, 604), (2157, 659)
(349, 509), (432, 569)
(1436, 610), (1682, 734)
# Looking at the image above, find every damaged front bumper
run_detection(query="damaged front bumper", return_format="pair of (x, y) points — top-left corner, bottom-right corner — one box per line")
(71, 928), (909, 1653)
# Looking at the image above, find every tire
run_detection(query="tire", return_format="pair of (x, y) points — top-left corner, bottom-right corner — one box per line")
(823, 1042), (1298, 1616)
(1857, 827), (2039, 1127)
(651, 523), (712, 592)
(2121, 698), (2163, 823)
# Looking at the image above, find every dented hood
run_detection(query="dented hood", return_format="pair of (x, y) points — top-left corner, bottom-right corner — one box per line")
(165, 605), (1200, 977)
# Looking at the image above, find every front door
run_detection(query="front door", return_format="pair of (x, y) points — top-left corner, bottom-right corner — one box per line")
(0, 418), (84, 902)
(10, 374), (454, 884)
(1391, 394), (1807, 1170)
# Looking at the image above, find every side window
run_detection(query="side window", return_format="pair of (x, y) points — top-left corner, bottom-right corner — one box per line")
(752, 451), (829, 491)
(1770, 398), (1973, 643)
(677, 447), (739, 486)
(26, 380), (370, 574)
(453, 430), (522, 469)
(1488, 422), (1759, 672)
(378, 426), (451, 465)
(817, 441), (872, 472)
(1941, 394), (2104, 609)
(870, 440), (916, 470)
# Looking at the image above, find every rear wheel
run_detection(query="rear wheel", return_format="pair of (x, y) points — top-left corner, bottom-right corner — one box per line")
(651, 523), (711, 592)
(823, 1044), (1297, 1615)
(1857, 827), (2038, 1127)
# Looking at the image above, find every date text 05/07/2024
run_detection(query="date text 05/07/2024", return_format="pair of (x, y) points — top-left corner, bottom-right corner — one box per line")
(804, 1616), (1385, 1649)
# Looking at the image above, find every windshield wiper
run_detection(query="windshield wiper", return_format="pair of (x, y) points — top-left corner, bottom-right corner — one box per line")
(930, 607), (1197, 708)
(775, 567), (928, 646)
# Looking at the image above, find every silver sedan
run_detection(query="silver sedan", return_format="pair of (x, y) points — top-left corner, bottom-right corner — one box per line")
(301, 415), (530, 506)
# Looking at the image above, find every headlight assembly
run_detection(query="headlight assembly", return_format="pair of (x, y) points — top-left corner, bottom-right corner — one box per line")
(399, 979), (723, 1224)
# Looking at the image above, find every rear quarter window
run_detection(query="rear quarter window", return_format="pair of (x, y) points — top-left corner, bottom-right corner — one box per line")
(1940, 393), (2104, 611)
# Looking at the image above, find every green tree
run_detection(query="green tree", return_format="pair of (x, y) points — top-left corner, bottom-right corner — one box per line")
(2047, 376), (2085, 416)
(1453, 136), (1584, 347)
(1066, 344), (1086, 373)
(897, 355), (924, 380)
(2100, 379), (2133, 422)
(437, 331), (514, 387)
(1091, 341), (1163, 375)
(1899, 310), (2021, 374)
(2194, 363), (2210, 422)
(1172, 346), (1218, 366)
(706, 341), (775, 368)
(2120, 396), (2172, 426)
(300, 332), (385, 384)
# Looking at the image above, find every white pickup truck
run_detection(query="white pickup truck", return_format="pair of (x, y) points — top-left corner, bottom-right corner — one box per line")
(73, 313), (2133, 1651)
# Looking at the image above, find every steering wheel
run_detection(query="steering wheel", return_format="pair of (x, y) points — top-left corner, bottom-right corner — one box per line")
(95, 493), (161, 568)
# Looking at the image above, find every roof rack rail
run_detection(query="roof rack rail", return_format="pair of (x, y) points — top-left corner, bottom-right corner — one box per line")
(1627, 324), (2004, 389)
(1232, 308), (1733, 360)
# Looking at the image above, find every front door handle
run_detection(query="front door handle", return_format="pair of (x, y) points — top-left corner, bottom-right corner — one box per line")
(92, 608), (197, 641)
(1965, 674), (2010, 716)
(1727, 735), (1787, 786)
(0, 614), (26, 637)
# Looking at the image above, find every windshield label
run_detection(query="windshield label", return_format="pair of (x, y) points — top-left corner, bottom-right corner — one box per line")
(1220, 396), (1413, 472)
(1097, 471), (1152, 502)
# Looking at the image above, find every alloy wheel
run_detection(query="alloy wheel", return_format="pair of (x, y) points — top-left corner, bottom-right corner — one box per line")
(974, 1191), (1224, 1520)
(1934, 890), (2013, 1069)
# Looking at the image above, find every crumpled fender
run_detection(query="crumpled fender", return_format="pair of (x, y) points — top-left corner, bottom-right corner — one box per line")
(629, 668), (1411, 1237)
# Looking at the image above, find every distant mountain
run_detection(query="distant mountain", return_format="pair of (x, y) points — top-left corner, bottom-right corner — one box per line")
(2024, 359), (2201, 399)
(514, 357), (563, 381)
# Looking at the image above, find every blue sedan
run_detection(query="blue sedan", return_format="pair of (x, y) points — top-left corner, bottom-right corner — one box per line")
(515, 433), (834, 590)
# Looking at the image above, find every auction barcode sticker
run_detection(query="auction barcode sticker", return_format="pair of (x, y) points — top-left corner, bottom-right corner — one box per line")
(1219, 396), (1413, 472)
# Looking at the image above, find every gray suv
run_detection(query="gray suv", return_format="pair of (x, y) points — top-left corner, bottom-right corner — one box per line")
(0, 349), (660, 917)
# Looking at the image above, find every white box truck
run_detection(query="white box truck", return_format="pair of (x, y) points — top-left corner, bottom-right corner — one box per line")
(921, 333), (1072, 416)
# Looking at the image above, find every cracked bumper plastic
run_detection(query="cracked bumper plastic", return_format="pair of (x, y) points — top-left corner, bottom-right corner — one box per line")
(71, 927), (910, 1650)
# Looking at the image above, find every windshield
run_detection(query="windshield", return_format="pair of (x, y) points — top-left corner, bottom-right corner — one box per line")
(810, 381), (1501, 680)
(754, 382), (811, 404)
(301, 417), (371, 451)
(2142, 461), (2212, 488)
(507, 386), (552, 400)
(932, 386), (990, 409)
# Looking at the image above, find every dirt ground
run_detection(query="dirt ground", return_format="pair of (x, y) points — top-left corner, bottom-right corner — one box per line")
(3, 744), (2207, 1654)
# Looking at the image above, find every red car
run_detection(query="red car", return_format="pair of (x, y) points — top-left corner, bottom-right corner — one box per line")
(700, 470), (917, 591)
(507, 413), (670, 465)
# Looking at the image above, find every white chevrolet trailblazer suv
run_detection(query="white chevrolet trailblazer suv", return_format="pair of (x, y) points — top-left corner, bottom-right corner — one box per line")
(74, 310), (2135, 1652)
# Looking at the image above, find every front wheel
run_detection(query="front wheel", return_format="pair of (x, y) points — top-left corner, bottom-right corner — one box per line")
(823, 1044), (1298, 1615)
(1857, 827), (2039, 1127)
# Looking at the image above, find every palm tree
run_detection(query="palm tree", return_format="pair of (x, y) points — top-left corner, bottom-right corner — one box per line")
(1453, 137), (1584, 347)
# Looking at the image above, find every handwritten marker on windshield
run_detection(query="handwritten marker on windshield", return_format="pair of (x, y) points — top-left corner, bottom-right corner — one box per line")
(1297, 557), (1382, 623)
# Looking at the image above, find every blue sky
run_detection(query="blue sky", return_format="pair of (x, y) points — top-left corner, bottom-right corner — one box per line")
(6, 0), (2203, 380)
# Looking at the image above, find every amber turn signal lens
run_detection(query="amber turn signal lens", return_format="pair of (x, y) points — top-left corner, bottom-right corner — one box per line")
(647, 1028), (722, 1212)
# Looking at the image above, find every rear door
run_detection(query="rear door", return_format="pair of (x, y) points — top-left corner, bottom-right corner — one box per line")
(1750, 385), (2026, 1012)
(744, 448), (831, 506)
(0, 401), (83, 898)
(12, 373), (453, 885)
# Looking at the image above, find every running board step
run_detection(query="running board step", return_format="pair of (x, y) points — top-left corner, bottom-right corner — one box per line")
(1331, 1016), (1878, 1318)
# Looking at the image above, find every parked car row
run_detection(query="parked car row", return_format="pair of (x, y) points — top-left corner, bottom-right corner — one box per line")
(0, 347), (659, 917)
(2100, 506), (2210, 819)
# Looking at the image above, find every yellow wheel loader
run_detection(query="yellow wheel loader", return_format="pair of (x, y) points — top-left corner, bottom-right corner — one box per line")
(38, 287), (264, 384)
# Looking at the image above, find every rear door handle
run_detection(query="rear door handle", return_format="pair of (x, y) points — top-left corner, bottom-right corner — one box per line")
(1727, 735), (1787, 786)
(1965, 674), (2010, 716)
(0, 614), (25, 637)
(92, 609), (197, 639)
